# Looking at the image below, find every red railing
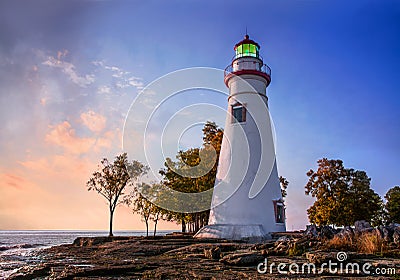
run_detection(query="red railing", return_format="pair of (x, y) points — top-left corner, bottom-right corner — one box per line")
(224, 60), (271, 78)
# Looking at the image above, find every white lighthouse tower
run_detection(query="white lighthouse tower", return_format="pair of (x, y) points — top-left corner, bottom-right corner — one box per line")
(195, 35), (286, 240)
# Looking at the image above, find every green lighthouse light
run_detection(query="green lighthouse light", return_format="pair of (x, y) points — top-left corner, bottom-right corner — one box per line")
(234, 35), (260, 59)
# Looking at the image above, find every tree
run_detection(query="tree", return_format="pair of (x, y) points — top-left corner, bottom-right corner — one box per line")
(87, 153), (148, 237)
(385, 186), (400, 224)
(150, 203), (166, 237)
(305, 158), (382, 227)
(159, 148), (213, 232)
(279, 176), (289, 198)
(159, 121), (223, 232)
(125, 184), (153, 237)
(125, 182), (168, 237)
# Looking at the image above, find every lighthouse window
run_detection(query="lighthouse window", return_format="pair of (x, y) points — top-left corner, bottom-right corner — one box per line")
(235, 44), (259, 58)
(231, 103), (246, 123)
(235, 45), (242, 58)
(273, 200), (285, 224)
(249, 44), (257, 55)
(242, 44), (250, 55)
(276, 205), (285, 223)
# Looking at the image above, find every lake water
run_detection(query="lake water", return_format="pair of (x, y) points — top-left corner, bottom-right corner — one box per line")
(0, 230), (173, 279)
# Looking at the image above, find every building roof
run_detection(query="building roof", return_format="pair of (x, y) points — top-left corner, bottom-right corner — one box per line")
(234, 35), (260, 50)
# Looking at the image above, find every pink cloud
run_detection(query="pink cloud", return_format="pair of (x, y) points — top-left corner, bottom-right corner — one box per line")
(40, 98), (47, 106)
(19, 154), (94, 180)
(94, 129), (118, 152)
(2, 173), (25, 190)
(45, 121), (95, 154)
(80, 110), (106, 133)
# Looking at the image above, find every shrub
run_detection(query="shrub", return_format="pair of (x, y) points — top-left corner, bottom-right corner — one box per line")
(357, 232), (386, 255)
(325, 234), (356, 252)
(324, 232), (387, 254)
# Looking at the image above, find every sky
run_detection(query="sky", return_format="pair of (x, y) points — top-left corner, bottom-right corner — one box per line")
(0, 0), (399, 231)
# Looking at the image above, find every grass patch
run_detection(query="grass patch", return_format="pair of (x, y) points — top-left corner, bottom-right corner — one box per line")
(324, 231), (388, 255)
(288, 242), (307, 256)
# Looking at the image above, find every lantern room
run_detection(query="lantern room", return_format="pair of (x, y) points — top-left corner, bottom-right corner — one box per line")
(224, 35), (271, 87)
(234, 34), (260, 59)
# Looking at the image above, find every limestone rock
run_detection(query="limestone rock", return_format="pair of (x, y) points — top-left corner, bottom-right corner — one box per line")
(393, 227), (400, 246)
(220, 252), (264, 266)
(354, 220), (372, 233)
(305, 251), (338, 265)
(275, 236), (291, 244)
(204, 246), (221, 260)
(319, 225), (336, 239)
(305, 224), (318, 237)
(379, 226), (392, 242)
(338, 226), (354, 239)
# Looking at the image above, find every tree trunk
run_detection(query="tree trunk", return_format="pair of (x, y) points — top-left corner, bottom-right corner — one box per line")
(182, 219), (186, 233)
(153, 220), (158, 237)
(195, 213), (199, 232)
(145, 218), (149, 237)
(153, 213), (160, 237)
(109, 209), (114, 237)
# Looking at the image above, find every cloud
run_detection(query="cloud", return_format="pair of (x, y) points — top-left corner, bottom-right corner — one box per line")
(93, 61), (144, 90)
(97, 85), (112, 94)
(45, 121), (95, 154)
(2, 173), (25, 190)
(80, 110), (107, 133)
(92, 60), (104, 67)
(115, 76), (143, 89)
(42, 54), (95, 87)
(57, 49), (68, 60)
(40, 98), (47, 106)
(45, 119), (120, 155)
(0, 47), (147, 229)
(18, 154), (95, 183)
(94, 129), (119, 152)
(104, 65), (129, 78)
(0, 155), (105, 229)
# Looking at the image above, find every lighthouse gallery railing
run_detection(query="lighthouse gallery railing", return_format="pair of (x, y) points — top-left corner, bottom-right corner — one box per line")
(224, 59), (271, 78)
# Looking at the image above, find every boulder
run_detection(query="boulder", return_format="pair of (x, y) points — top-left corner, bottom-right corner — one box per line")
(337, 226), (354, 239)
(305, 251), (339, 265)
(389, 223), (400, 229)
(354, 220), (372, 233)
(252, 241), (275, 251)
(319, 225), (336, 239)
(220, 252), (264, 266)
(393, 228), (400, 246)
(305, 224), (318, 237)
(204, 247), (221, 260)
(380, 226), (393, 242)
(275, 236), (291, 245)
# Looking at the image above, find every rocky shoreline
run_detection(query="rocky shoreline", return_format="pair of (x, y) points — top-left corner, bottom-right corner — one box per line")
(7, 227), (400, 279)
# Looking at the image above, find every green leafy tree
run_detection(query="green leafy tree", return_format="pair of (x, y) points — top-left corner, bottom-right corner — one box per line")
(279, 176), (289, 198)
(385, 186), (400, 224)
(159, 121), (223, 232)
(305, 158), (382, 227)
(150, 203), (166, 237)
(370, 200), (388, 227)
(125, 182), (170, 237)
(125, 184), (153, 237)
(87, 153), (148, 237)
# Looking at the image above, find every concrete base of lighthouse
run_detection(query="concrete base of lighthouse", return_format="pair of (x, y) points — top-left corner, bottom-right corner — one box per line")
(194, 224), (271, 242)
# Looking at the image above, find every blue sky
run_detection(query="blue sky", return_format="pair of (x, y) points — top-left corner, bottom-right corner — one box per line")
(0, 0), (399, 230)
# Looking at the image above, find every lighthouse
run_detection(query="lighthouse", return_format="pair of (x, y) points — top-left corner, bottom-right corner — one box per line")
(195, 35), (286, 240)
